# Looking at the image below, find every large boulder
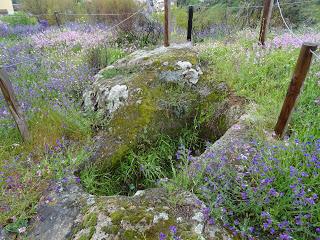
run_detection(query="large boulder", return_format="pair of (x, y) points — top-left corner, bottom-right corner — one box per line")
(82, 44), (242, 170)
(25, 44), (247, 240)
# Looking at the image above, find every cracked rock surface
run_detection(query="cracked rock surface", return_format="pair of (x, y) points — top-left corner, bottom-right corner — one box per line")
(27, 183), (232, 240)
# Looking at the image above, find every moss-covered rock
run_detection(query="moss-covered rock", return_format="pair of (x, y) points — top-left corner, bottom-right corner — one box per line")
(82, 44), (237, 171)
(73, 188), (233, 240)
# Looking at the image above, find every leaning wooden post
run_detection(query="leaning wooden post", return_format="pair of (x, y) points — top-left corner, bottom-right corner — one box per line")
(54, 11), (61, 28)
(164, 0), (170, 47)
(0, 68), (30, 141)
(259, 0), (273, 45)
(274, 43), (318, 138)
(187, 5), (194, 41)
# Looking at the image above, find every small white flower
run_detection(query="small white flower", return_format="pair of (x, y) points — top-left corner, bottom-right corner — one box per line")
(18, 227), (26, 234)
(36, 170), (42, 177)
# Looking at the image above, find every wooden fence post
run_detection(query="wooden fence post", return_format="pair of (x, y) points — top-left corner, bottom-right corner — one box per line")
(187, 5), (194, 41)
(259, 0), (273, 45)
(54, 11), (61, 28)
(164, 0), (170, 47)
(274, 43), (318, 138)
(0, 68), (30, 141)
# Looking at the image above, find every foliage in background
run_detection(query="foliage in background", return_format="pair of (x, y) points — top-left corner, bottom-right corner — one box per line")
(87, 46), (126, 73)
(86, 0), (138, 26)
(199, 31), (320, 140)
(172, 0), (320, 42)
(0, 12), (37, 26)
(21, 0), (76, 15)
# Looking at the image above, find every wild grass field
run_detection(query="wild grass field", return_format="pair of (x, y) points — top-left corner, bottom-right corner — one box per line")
(0, 0), (320, 239)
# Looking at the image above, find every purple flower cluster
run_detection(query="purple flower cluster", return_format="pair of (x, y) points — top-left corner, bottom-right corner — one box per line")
(272, 32), (320, 49)
(0, 26), (95, 120)
(31, 23), (110, 50)
(0, 22), (48, 37)
(159, 225), (181, 240)
(187, 136), (320, 239)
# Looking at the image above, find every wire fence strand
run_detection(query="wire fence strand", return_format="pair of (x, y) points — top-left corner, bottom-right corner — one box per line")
(276, 0), (319, 61)
(59, 12), (140, 16)
(0, 7), (146, 69)
(191, 0), (317, 11)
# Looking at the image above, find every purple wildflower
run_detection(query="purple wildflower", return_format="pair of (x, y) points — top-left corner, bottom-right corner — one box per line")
(169, 225), (177, 234)
(269, 188), (279, 197)
(279, 233), (291, 240)
(159, 232), (167, 240)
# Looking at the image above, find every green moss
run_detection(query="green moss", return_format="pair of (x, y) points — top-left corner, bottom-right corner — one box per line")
(102, 225), (120, 234)
(82, 46), (232, 197)
(144, 217), (176, 239)
(101, 66), (138, 80)
(83, 212), (98, 229)
(88, 226), (96, 239)
(180, 232), (199, 240)
(78, 234), (89, 240)
(122, 229), (144, 239)
(110, 211), (125, 225)
(110, 208), (153, 225)
(153, 49), (198, 66)
(97, 49), (206, 171)
(101, 68), (121, 79)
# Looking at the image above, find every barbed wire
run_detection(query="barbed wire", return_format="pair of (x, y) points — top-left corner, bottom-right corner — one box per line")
(59, 12), (140, 16)
(227, 5), (264, 9)
(105, 8), (145, 32)
(191, 0), (317, 11)
(278, 0), (316, 6)
(276, 0), (320, 61)
(310, 49), (320, 61)
(0, 7), (146, 69)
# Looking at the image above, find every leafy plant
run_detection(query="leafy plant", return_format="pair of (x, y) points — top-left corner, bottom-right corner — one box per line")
(81, 117), (207, 196)
(0, 12), (37, 26)
(197, 138), (320, 240)
(87, 46), (126, 73)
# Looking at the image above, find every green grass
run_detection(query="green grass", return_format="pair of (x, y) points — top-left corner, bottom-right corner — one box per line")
(0, 106), (93, 226)
(81, 126), (204, 196)
(1, 15), (319, 239)
(0, 12), (37, 26)
(0, 23), (129, 230)
(199, 41), (320, 139)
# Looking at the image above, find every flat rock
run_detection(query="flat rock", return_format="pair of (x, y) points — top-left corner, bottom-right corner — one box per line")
(28, 181), (232, 240)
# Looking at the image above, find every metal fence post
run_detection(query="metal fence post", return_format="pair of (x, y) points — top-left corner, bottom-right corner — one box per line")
(187, 5), (194, 41)
(164, 0), (170, 47)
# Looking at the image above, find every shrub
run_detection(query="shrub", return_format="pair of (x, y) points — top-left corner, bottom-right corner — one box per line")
(86, 0), (139, 27)
(0, 12), (37, 26)
(86, 0), (162, 47)
(113, 15), (162, 48)
(21, 0), (79, 25)
(21, 0), (76, 15)
(87, 46), (126, 73)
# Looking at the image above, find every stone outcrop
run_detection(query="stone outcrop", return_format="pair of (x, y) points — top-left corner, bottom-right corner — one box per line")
(26, 175), (232, 240)
(23, 44), (250, 240)
(81, 43), (239, 171)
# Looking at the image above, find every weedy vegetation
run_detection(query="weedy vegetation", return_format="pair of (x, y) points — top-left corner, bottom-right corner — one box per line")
(0, 0), (320, 239)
